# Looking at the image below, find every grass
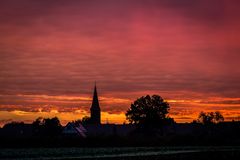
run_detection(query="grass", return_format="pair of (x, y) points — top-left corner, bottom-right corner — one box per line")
(0, 146), (239, 160)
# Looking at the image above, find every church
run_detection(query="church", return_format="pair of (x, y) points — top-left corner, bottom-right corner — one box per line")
(62, 84), (136, 137)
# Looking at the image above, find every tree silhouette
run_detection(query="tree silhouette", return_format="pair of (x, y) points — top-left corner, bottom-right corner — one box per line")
(32, 117), (44, 135)
(214, 111), (224, 123)
(81, 116), (92, 125)
(73, 116), (92, 125)
(198, 111), (224, 124)
(32, 117), (62, 136)
(44, 117), (62, 136)
(126, 95), (173, 128)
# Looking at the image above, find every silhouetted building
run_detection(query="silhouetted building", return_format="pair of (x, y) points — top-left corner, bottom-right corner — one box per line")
(90, 83), (101, 124)
(62, 122), (87, 138)
(84, 124), (136, 137)
(62, 123), (136, 138)
(0, 123), (33, 137)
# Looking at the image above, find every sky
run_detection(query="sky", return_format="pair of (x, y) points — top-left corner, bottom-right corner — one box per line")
(0, 0), (240, 126)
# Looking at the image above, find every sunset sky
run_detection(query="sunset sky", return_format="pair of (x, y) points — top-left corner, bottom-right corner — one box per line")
(0, 0), (240, 126)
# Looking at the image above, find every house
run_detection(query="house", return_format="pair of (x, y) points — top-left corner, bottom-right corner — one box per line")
(0, 123), (33, 137)
(62, 122), (87, 138)
(83, 124), (136, 137)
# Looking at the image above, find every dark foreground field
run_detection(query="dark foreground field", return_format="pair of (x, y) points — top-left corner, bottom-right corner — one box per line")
(0, 146), (240, 160)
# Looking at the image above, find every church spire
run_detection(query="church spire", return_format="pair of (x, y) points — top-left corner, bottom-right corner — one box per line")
(90, 82), (101, 124)
(92, 83), (100, 109)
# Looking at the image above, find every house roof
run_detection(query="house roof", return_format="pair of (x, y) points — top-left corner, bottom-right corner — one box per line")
(63, 122), (87, 138)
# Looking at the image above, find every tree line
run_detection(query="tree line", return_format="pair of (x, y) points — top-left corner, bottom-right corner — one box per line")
(126, 95), (224, 127)
(2, 94), (225, 132)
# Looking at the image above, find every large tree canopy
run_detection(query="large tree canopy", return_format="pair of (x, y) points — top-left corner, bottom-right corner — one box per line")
(126, 95), (173, 127)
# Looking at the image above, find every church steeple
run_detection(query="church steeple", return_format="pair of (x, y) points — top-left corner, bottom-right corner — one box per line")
(90, 83), (101, 124)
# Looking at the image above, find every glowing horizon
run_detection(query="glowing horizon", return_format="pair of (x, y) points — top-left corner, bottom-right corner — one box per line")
(0, 92), (240, 126)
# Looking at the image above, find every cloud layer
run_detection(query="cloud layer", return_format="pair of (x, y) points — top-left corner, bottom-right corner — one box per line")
(0, 0), (240, 125)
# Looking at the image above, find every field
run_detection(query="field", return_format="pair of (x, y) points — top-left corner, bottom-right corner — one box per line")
(0, 146), (240, 160)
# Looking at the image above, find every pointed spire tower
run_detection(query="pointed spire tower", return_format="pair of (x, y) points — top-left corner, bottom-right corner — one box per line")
(90, 82), (101, 124)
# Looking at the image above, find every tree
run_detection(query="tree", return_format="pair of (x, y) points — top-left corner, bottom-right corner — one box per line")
(198, 112), (214, 124)
(197, 111), (224, 124)
(125, 95), (173, 128)
(81, 116), (92, 125)
(32, 117), (62, 136)
(73, 116), (91, 125)
(32, 117), (44, 135)
(214, 111), (224, 123)
(44, 117), (62, 136)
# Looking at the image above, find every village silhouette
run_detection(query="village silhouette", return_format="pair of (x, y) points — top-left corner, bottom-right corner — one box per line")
(0, 84), (239, 148)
